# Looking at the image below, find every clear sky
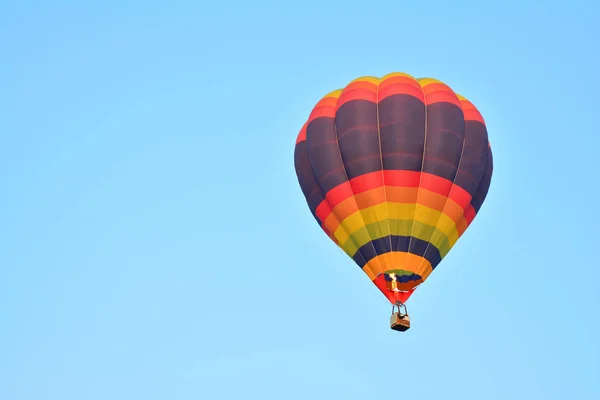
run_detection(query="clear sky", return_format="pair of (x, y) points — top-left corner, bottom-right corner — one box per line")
(1, 1), (599, 399)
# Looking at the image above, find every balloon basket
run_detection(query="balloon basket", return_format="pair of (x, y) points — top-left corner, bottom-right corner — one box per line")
(390, 302), (410, 332)
(390, 313), (411, 331)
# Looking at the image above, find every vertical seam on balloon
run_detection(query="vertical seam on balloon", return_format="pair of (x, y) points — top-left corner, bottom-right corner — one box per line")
(355, 78), (387, 276)
(332, 87), (383, 275)
(301, 94), (370, 268)
(405, 78), (428, 279)
(375, 77), (394, 276)
(415, 93), (468, 279)
(305, 126), (368, 267)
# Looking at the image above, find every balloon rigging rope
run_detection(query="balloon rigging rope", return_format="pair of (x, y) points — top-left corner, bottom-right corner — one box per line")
(375, 77), (395, 275)
(406, 78), (429, 275)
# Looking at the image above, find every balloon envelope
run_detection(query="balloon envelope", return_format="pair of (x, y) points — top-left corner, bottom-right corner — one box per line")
(294, 72), (493, 304)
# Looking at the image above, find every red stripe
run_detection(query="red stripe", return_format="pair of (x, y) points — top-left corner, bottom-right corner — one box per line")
(464, 204), (476, 224)
(314, 95), (338, 109)
(464, 109), (485, 124)
(295, 122), (307, 145)
(384, 170), (421, 187)
(445, 182), (472, 210)
(350, 171), (384, 194)
(314, 170), (473, 225)
(337, 88), (377, 107)
(315, 199), (333, 222)
(323, 171), (470, 209)
(307, 103), (336, 124)
(379, 76), (424, 102)
(427, 90), (462, 108)
(379, 83), (424, 102)
(423, 83), (462, 108)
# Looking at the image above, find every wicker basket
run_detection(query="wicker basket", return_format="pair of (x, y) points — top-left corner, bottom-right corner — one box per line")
(390, 313), (411, 332)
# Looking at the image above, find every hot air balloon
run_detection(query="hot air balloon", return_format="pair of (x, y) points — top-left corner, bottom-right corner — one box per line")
(293, 72), (493, 331)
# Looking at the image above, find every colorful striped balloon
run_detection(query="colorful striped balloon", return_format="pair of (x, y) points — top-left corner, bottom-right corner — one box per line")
(294, 72), (493, 304)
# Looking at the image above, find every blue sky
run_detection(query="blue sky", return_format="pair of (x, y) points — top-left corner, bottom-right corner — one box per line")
(1, 1), (599, 399)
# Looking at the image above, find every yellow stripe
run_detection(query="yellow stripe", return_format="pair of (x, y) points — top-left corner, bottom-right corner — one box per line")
(333, 203), (460, 255)
(350, 75), (380, 84)
(338, 218), (454, 260)
(417, 77), (444, 87)
(324, 89), (342, 98)
(381, 72), (416, 80)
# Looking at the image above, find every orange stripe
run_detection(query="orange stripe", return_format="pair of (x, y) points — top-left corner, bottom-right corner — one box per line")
(417, 173), (472, 209)
(379, 75), (425, 102)
(421, 82), (462, 108)
(337, 81), (378, 107)
(307, 92), (340, 124)
(363, 252), (433, 281)
(322, 225), (338, 245)
(322, 196), (359, 230)
(315, 173), (390, 220)
(456, 217), (468, 236)
(454, 205), (477, 237)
